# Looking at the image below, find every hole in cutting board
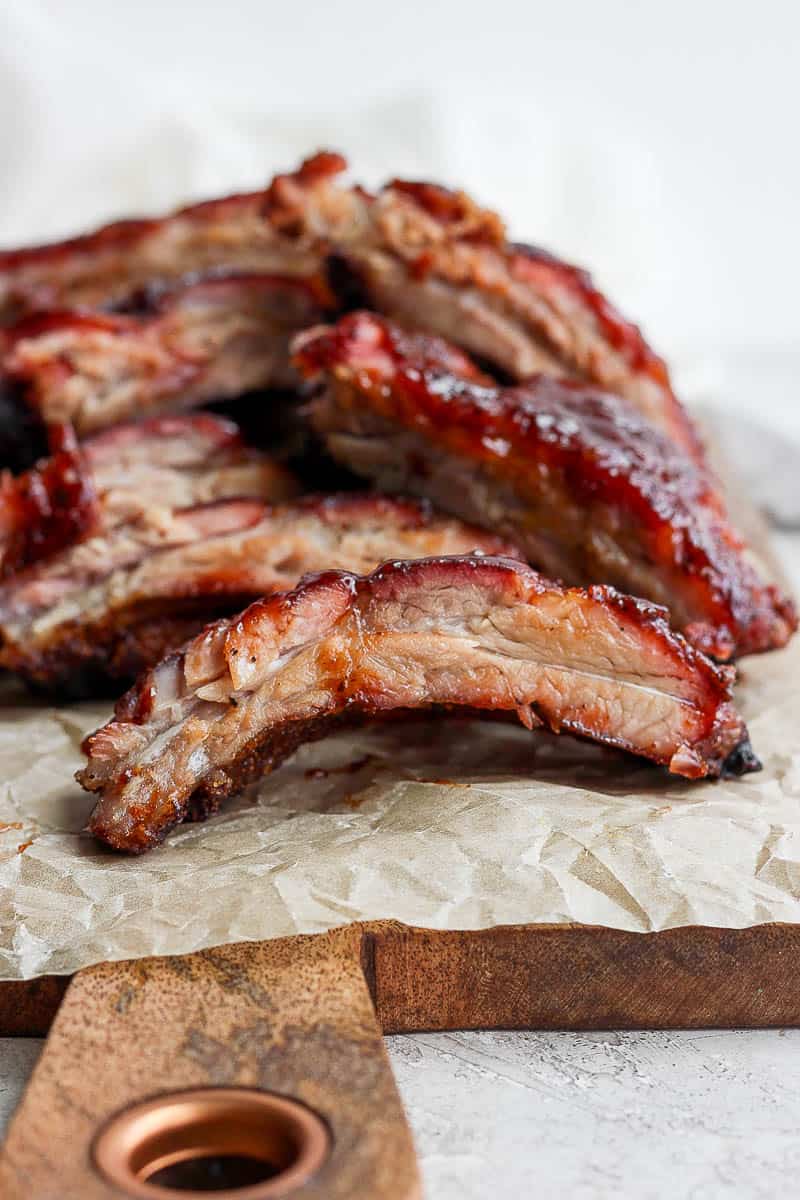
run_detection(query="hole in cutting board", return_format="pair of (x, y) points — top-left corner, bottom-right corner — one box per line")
(144, 1153), (280, 1191)
(91, 1086), (331, 1198)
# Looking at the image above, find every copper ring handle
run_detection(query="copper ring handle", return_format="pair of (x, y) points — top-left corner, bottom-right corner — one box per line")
(92, 1087), (331, 1198)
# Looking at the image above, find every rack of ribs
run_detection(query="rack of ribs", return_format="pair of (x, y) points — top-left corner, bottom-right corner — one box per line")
(78, 555), (758, 853)
(294, 312), (796, 660)
(0, 152), (699, 455)
(0, 413), (299, 577)
(0, 494), (510, 694)
(1, 273), (329, 437)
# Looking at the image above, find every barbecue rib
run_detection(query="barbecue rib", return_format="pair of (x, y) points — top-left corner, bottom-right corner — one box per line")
(295, 312), (797, 660)
(2, 274), (329, 436)
(0, 413), (298, 577)
(0, 495), (510, 693)
(0, 153), (354, 322)
(79, 555), (757, 853)
(0, 152), (698, 454)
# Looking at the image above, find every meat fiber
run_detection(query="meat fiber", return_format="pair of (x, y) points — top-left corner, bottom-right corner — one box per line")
(0, 153), (354, 322)
(335, 180), (702, 457)
(0, 494), (509, 693)
(78, 555), (758, 852)
(0, 152), (698, 454)
(0, 413), (298, 576)
(295, 312), (797, 660)
(2, 273), (328, 436)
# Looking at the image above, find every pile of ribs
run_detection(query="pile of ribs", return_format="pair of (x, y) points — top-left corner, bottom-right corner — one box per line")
(0, 151), (793, 852)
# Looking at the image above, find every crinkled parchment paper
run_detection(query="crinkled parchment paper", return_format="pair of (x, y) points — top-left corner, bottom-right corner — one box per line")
(0, 633), (798, 980)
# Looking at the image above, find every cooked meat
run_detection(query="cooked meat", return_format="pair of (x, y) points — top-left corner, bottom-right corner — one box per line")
(0, 423), (97, 578)
(0, 152), (355, 323)
(335, 180), (702, 457)
(0, 152), (698, 454)
(0, 413), (298, 576)
(78, 555), (757, 852)
(2, 273), (329, 436)
(0, 494), (510, 693)
(81, 412), (299, 515)
(295, 312), (797, 660)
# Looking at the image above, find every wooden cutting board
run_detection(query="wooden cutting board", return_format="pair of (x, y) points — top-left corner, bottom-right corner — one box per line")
(3, 920), (800, 1197)
(2, 430), (798, 1197)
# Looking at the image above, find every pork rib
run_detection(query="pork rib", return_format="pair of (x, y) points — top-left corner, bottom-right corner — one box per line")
(2, 273), (329, 436)
(79, 555), (757, 853)
(335, 179), (701, 457)
(0, 494), (510, 693)
(0, 413), (298, 577)
(295, 312), (796, 660)
(0, 152), (698, 454)
(0, 152), (354, 322)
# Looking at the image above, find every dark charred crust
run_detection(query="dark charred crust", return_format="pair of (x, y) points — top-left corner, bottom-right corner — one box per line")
(0, 378), (47, 472)
(6, 605), (243, 699)
(721, 737), (762, 777)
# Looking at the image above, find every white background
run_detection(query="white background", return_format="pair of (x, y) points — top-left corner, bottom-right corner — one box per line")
(1, 0), (799, 364)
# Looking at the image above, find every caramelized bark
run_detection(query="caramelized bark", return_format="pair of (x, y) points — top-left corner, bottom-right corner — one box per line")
(1, 152), (698, 454)
(295, 312), (796, 659)
(0, 494), (511, 693)
(0, 413), (298, 577)
(0, 424), (97, 577)
(2, 273), (329, 435)
(78, 556), (756, 853)
(0, 153), (350, 322)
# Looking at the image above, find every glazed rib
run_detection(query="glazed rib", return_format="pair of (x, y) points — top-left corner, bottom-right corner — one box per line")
(2, 273), (329, 435)
(0, 495), (510, 693)
(334, 179), (701, 457)
(0, 413), (298, 577)
(295, 312), (796, 659)
(0, 152), (697, 454)
(0, 152), (354, 322)
(79, 555), (757, 852)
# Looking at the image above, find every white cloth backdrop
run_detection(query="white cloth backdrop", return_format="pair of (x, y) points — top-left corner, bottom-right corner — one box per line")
(0, 0), (798, 366)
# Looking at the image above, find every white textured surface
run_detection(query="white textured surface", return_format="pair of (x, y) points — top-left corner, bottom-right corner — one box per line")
(386, 1029), (800, 1199)
(5, 1029), (800, 1198)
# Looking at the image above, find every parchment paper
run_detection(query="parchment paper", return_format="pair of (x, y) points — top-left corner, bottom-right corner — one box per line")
(0, 631), (798, 981)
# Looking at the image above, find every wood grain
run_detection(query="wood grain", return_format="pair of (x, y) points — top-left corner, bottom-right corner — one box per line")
(0, 927), (420, 1199)
(7, 920), (800, 1040)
